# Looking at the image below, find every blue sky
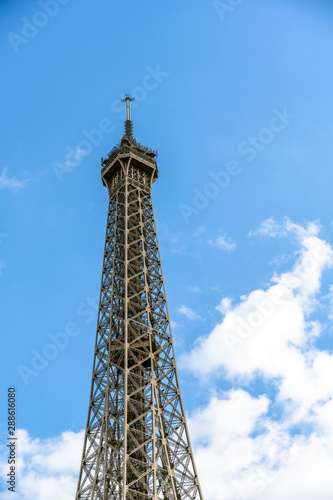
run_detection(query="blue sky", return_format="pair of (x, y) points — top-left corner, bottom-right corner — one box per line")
(1, 0), (333, 498)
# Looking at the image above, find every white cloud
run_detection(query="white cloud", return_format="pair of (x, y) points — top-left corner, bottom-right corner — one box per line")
(249, 216), (320, 240)
(189, 390), (270, 447)
(183, 219), (332, 390)
(181, 218), (333, 499)
(269, 254), (289, 266)
(177, 305), (203, 320)
(216, 297), (232, 315)
(0, 167), (27, 191)
(248, 217), (284, 238)
(0, 429), (84, 499)
(189, 391), (333, 500)
(209, 233), (236, 251)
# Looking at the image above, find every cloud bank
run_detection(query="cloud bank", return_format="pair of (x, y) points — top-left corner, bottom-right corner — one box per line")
(182, 218), (333, 499)
(0, 429), (84, 499)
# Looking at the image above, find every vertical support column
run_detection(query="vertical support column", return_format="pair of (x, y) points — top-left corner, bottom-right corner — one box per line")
(123, 175), (128, 500)
(103, 191), (120, 497)
(140, 187), (158, 498)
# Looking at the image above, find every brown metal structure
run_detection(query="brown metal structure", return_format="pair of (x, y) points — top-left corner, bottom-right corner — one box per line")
(75, 97), (204, 500)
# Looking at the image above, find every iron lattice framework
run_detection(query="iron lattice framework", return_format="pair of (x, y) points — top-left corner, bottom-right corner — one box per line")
(76, 98), (204, 500)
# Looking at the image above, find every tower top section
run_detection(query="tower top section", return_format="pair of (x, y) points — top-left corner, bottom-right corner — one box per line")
(101, 95), (158, 188)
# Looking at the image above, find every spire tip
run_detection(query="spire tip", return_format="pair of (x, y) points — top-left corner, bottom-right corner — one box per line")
(121, 94), (135, 122)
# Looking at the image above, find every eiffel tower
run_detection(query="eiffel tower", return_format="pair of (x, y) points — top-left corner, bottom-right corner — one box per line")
(75, 96), (204, 500)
